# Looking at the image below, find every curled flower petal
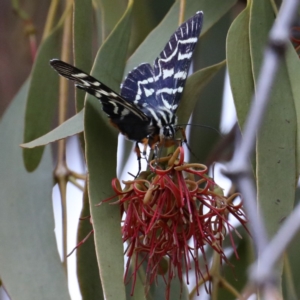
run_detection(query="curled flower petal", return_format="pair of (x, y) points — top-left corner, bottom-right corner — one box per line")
(103, 146), (248, 299)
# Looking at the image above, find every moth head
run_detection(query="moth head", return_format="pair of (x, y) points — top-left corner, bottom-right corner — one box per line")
(160, 125), (175, 139)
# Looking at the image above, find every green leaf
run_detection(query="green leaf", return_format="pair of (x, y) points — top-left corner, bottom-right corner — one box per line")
(74, 0), (93, 112)
(177, 60), (226, 125)
(0, 80), (70, 300)
(23, 19), (64, 172)
(84, 2), (134, 300)
(250, 0), (296, 238)
(124, 255), (189, 300)
(77, 185), (104, 300)
(226, 4), (254, 128)
(284, 192), (300, 300)
(149, 276), (189, 300)
(124, 0), (237, 76)
(20, 109), (84, 148)
(94, 0), (126, 41)
(218, 228), (253, 299)
(285, 43), (300, 174)
(127, 0), (168, 56)
(189, 13), (230, 163)
(250, 3), (297, 295)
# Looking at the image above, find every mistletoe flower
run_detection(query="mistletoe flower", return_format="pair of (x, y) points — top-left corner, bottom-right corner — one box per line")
(106, 147), (248, 299)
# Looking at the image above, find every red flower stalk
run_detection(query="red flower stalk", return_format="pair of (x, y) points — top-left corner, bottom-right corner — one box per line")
(106, 147), (247, 299)
(291, 27), (300, 56)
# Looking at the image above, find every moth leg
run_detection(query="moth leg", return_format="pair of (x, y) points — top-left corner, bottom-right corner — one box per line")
(177, 126), (187, 143)
(142, 139), (148, 156)
(134, 142), (142, 177)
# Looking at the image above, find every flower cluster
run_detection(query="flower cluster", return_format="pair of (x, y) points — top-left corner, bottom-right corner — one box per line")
(107, 147), (247, 299)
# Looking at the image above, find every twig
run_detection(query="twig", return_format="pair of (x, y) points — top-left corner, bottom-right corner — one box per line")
(178, 0), (186, 25)
(224, 0), (300, 289)
(11, 0), (37, 60)
(249, 200), (300, 285)
(42, 0), (60, 40)
(68, 175), (85, 191)
(53, 0), (72, 272)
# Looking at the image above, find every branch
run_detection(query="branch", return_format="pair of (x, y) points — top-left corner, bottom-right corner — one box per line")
(249, 199), (300, 285)
(224, 0), (300, 287)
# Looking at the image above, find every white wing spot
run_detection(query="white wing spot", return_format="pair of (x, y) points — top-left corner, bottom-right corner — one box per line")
(156, 88), (173, 95)
(73, 73), (88, 78)
(109, 101), (119, 114)
(145, 107), (162, 128)
(100, 90), (108, 96)
(121, 109), (130, 116)
(181, 37), (197, 44)
(92, 81), (101, 86)
(154, 37), (198, 81)
(95, 92), (101, 98)
(174, 71), (187, 79)
(144, 87), (155, 97)
(157, 110), (168, 124)
(178, 52), (192, 60)
(134, 94), (141, 103)
(163, 68), (174, 79)
(161, 98), (172, 110)
(81, 80), (91, 87)
(172, 104), (178, 110)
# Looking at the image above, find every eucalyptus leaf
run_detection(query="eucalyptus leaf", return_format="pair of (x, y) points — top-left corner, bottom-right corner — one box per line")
(227, 4), (254, 128)
(285, 43), (300, 175)
(177, 60), (226, 125)
(20, 109), (84, 148)
(0, 81), (70, 300)
(189, 13), (230, 164)
(94, 0), (126, 41)
(85, 2), (134, 300)
(218, 232), (252, 299)
(77, 184), (104, 300)
(74, 0), (93, 112)
(250, 0), (296, 239)
(23, 19), (64, 172)
(249, 2), (297, 295)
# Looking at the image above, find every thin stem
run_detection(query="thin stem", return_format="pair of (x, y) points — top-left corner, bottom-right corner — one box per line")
(269, 0), (279, 15)
(211, 252), (221, 300)
(42, 0), (60, 40)
(69, 170), (86, 180)
(282, 253), (298, 300)
(224, 0), (300, 291)
(68, 175), (85, 191)
(218, 277), (246, 300)
(249, 200), (300, 284)
(228, 0), (298, 255)
(53, 0), (72, 272)
(11, 0), (37, 60)
(178, 0), (186, 25)
(188, 272), (210, 299)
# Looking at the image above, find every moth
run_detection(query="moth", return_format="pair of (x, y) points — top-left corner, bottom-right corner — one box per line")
(50, 11), (203, 163)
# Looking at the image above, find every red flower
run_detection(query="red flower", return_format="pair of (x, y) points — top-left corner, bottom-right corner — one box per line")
(106, 147), (248, 299)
